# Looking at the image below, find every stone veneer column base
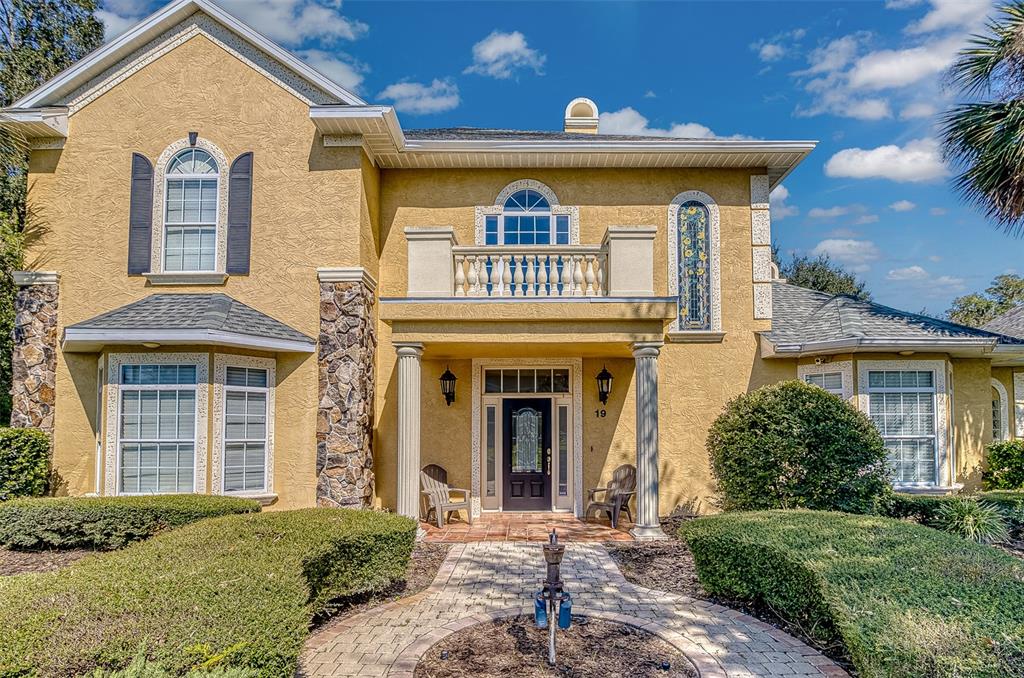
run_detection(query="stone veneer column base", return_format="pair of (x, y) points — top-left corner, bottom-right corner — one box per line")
(10, 273), (59, 433)
(315, 278), (377, 508)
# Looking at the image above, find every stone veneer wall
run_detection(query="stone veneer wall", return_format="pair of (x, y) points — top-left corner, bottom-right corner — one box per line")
(10, 282), (59, 433)
(316, 281), (377, 507)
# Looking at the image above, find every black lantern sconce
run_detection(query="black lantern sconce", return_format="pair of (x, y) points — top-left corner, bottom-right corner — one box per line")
(596, 365), (613, 405)
(440, 367), (457, 406)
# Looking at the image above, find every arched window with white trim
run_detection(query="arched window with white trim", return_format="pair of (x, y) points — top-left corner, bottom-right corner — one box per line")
(668, 191), (720, 333)
(992, 378), (1010, 442)
(475, 180), (579, 246)
(164, 148), (219, 272)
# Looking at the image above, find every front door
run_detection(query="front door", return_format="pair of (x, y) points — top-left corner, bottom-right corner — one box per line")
(502, 398), (551, 510)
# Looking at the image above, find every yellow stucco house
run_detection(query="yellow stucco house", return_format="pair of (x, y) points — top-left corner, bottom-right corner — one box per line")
(5, 0), (1024, 539)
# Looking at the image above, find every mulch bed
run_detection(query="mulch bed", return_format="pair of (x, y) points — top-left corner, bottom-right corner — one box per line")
(605, 516), (854, 674)
(415, 615), (696, 677)
(0, 548), (97, 576)
(313, 542), (450, 629)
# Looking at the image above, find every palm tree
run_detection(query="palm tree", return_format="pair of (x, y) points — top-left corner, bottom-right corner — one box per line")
(941, 1), (1024, 236)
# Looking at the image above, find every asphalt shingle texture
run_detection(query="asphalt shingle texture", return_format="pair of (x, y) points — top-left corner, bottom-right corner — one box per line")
(983, 305), (1024, 340)
(67, 293), (313, 344)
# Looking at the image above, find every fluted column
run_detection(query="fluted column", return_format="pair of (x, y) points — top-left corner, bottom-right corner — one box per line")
(395, 343), (424, 524)
(631, 341), (667, 540)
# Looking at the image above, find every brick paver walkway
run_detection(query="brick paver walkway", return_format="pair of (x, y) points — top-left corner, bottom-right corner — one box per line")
(420, 512), (634, 542)
(301, 542), (847, 678)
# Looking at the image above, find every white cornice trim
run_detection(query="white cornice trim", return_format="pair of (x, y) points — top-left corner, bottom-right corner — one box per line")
(316, 266), (378, 292)
(764, 336), (998, 357)
(0, 107), (68, 138)
(13, 271), (59, 285)
(62, 328), (315, 353)
(143, 272), (228, 286)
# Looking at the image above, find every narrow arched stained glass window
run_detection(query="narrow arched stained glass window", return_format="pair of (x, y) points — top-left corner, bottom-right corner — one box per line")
(678, 201), (711, 330)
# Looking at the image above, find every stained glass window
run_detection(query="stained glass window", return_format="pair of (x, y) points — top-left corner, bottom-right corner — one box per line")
(678, 201), (711, 330)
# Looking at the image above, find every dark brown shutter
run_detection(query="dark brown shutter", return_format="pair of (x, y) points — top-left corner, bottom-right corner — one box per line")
(226, 152), (253, 275)
(127, 153), (153, 275)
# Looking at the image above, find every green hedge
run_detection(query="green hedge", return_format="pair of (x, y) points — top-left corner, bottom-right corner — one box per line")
(681, 510), (1024, 677)
(888, 491), (1024, 532)
(0, 508), (417, 677)
(984, 440), (1024, 490)
(0, 428), (50, 501)
(0, 495), (262, 550)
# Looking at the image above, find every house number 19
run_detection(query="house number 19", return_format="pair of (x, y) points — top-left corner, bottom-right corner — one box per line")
(594, 409), (607, 418)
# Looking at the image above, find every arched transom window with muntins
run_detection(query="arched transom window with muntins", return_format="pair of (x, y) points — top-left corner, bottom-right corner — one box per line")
(474, 180), (579, 246)
(164, 149), (219, 272)
(667, 190), (721, 333)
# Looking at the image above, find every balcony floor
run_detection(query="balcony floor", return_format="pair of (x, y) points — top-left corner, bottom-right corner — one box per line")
(419, 511), (634, 542)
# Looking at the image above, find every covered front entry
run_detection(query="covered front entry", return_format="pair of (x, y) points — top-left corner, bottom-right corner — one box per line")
(502, 398), (551, 510)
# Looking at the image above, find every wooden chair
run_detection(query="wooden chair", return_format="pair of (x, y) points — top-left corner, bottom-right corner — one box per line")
(420, 464), (473, 528)
(585, 464), (636, 528)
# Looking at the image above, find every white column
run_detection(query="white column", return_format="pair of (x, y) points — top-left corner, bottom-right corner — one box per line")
(631, 341), (667, 540)
(395, 343), (424, 526)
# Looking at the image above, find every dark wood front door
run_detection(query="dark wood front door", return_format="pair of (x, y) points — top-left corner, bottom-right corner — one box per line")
(502, 398), (552, 510)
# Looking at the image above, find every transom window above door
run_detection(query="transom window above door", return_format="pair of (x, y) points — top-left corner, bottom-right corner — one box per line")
(484, 368), (570, 394)
(164, 148), (219, 272)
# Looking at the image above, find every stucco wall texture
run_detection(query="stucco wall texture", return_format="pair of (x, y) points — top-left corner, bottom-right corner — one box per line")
(21, 28), (1012, 514)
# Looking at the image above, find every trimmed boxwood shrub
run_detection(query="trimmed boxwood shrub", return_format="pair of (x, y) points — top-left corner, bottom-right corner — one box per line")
(681, 510), (1024, 677)
(888, 491), (1024, 534)
(984, 440), (1024, 490)
(707, 380), (891, 513)
(0, 427), (51, 501)
(0, 495), (262, 550)
(0, 508), (417, 677)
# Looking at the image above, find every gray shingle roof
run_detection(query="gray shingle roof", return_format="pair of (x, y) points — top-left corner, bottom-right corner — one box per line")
(67, 294), (313, 345)
(405, 128), (712, 142)
(982, 305), (1024, 340)
(766, 282), (1016, 349)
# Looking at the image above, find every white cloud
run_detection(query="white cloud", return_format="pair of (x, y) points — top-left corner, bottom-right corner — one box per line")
(216, 0), (368, 45)
(846, 35), (963, 91)
(889, 200), (917, 211)
(808, 205), (855, 219)
(599, 107), (749, 139)
(853, 214), (880, 225)
(930, 207), (948, 216)
(825, 138), (947, 182)
(886, 0), (924, 8)
(900, 102), (937, 119)
(296, 49), (366, 91)
(906, 0), (992, 34)
(827, 227), (861, 238)
(810, 239), (880, 272)
(888, 265), (929, 280)
(464, 30), (545, 79)
(644, 90), (657, 98)
(758, 43), (785, 62)
(799, 34), (865, 75)
(97, 7), (137, 39)
(928, 255), (943, 262)
(376, 79), (460, 114)
(770, 185), (799, 221)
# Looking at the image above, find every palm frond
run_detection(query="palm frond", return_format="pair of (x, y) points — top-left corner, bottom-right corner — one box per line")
(947, 1), (1024, 100)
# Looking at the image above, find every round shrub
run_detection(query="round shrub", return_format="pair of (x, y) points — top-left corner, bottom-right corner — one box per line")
(933, 498), (1010, 544)
(983, 440), (1024, 490)
(707, 379), (891, 513)
(0, 427), (51, 501)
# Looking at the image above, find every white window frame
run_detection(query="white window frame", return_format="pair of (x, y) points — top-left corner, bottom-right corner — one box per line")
(992, 377), (1010, 442)
(163, 148), (220, 273)
(857, 360), (948, 489)
(212, 355), (276, 498)
(150, 137), (230, 277)
(104, 353), (209, 496)
(667, 190), (722, 334)
(474, 179), (579, 246)
(798, 360), (853, 403)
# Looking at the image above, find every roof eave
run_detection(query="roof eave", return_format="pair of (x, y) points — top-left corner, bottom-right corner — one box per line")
(761, 336), (999, 358)
(0, 107), (68, 139)
(62, 327), (316, 354)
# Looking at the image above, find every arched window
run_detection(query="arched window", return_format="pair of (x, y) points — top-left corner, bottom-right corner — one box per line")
(484, 189), (571, 246)
(677, 201), (711, 330)
(164, 148), (219, 272)
(992, 378), (1009, 442)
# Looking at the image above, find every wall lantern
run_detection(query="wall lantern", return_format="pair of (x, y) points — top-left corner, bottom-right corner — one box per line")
(596, 366), (613, 405)
(440, 367), (457, 406)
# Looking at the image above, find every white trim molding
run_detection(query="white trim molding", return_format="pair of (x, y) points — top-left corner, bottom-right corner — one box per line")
(798, 360), (854, 404)
(470, 357), (584, 518)
(104, 352), (209, 496)
(1014, 372), (1024, 438)
(211, 354), (276, 498)
(151, 137), (230, 277)
(317, 266), (378, 292)
(992, 377), (1010, 442)
(13, 271), (59, 286)
(750, 175), (773, 320)
(63, 328), (315, 354)
(474, 179), (580, 246)
(856, 359), (949, 489)
(667, 190), (722, 333)
(143, 272), (227, 286)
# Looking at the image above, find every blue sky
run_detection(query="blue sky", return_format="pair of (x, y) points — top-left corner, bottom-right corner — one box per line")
(100, 0), (1023, 315)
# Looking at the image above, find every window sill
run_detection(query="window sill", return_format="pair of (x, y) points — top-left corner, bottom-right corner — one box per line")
(667, 331), (725, 344)
(227, 492), (278, 506)
(894, 484), (962, 495)
(144, 272), (228, 286)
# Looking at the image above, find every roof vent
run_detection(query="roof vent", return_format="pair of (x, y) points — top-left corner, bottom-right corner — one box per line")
(564, 97), (599, 134)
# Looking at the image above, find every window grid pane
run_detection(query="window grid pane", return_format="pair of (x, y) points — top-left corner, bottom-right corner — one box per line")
(867, 370), (937, 485)
(482, 369), (571, 394)
(222, 368), (269, 493)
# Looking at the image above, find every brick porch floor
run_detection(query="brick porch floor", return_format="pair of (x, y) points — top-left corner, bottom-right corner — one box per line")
(419, 511), (634, 542)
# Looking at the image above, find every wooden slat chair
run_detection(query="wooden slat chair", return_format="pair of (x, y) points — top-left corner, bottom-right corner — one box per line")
(585, 464), (636, 528)
(420, 464), (473, 528)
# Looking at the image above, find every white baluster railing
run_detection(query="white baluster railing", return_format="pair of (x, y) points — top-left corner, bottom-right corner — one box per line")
(451, 246), (607, 298)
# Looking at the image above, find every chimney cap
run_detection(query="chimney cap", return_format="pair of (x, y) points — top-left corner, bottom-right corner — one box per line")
(564, 97), (599, 134)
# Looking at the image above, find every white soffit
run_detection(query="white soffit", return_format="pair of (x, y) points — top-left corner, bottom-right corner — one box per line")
(310, 106), (815, 185)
